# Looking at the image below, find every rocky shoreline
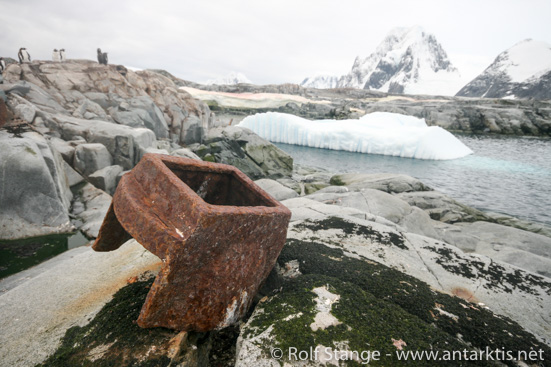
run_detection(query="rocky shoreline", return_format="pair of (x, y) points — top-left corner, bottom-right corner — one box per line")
(0, 60), (550, 366)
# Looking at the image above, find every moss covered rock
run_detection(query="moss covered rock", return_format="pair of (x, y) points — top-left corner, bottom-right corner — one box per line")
(237, 237), (550, 366)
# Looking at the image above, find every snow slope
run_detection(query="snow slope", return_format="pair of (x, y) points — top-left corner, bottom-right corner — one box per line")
(456, 39), (551, 99)
(206, 71), (252, 85)
(238, 112), (473, 160)
(301, 26), (465, 96)
(300, 75), (339, 89)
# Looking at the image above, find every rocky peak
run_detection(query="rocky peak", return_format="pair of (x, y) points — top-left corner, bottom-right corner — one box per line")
(456, 39), (551, 99)
(302, 26), (463, 95)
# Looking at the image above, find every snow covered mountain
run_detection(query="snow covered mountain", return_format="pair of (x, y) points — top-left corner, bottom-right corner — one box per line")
(301, 26), (465, 96)
(300, 75), (339, 89)
(456, 39), (551, 99)
(206, 71), (251, 85)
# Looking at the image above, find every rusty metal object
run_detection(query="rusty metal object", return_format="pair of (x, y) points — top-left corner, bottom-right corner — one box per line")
(0, 99), (7, 128)
(93, 154), (291, 331)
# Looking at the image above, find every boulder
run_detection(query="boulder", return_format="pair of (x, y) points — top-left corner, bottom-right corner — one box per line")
(254, 179), (299, 201)
(87, 165), (124, 195)
(0, 131), (73, 240)
(71, 183), (112, 238)
(14, 102), (37, 123)
(62, 160), (84, 187)
(73, 143), (113, 177)
(49, 137), (75, 164)
(330, 172), (432, 193)
(194, 126), (293, 179)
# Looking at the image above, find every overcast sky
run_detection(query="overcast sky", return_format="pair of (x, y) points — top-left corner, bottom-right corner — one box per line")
(1, 0), (550, 85)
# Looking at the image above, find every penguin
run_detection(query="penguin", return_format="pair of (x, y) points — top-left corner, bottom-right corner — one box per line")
(52, 49), (60, 62)
(97, 48), (105, 65)
(102, 51), (108, 65)
(0, 57), (6, 74)
(60, 49), (66, 62)
(18, 48), (31, 64)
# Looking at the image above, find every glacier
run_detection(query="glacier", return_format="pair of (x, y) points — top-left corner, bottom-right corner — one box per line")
(238, 112), (473, 160)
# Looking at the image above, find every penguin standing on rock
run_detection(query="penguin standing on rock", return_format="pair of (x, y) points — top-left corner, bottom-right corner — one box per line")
(97, 48), (108, 65)
(0, 57), (5, 84)
(18, 48), (31, 63)
(60, 49), (66, 62)
(52, 49), (60, 62)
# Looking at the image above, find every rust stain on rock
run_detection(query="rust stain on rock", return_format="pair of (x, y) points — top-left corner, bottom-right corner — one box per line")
(451, 287), (478, 303)
(93, 154), (291, 332)
(0, 99), (7, 128)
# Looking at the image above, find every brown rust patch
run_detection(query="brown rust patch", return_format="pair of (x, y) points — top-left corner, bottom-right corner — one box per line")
(451, 286), (478, 303)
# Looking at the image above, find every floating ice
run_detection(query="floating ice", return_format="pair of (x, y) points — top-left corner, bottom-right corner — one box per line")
(238, 112), (473, 160)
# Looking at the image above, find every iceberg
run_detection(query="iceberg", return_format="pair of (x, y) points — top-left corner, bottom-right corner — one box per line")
(238, 112), (473, 160)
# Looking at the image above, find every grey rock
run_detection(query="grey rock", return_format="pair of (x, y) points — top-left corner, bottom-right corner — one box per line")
(87, 165), (124, 195)
(50, 114), (156, 170)
(72, 99), (107, 120)
(254, 179), (299, 201)
(281, 197), (372, 223)
(110, 96), (169, 139)
(485, 211), (551, 238)
(305, 189), (437, 238)
(315, 185), (349, 194)
(14, 103), (37, 123)
(274, 177), (301, 194)
(71, 183), (112, 238)
(434, 221), (551, 278)
(197, 126), (293, 179)
(156, 139), (172, 151)
(143, 147), (169, 156)
(170, 148), (201, 160)
(330, 172), (432, 193)
(0, 240), (160, 367)
(0, 131), (74, 240)
(397, 190), (491, 223)
(49, 137), (75, 164)
(73, 143), (113, 177)
(62, 160), (84, 187)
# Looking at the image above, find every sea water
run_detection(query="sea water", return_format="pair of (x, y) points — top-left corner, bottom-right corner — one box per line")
(275, 134), (551, 226)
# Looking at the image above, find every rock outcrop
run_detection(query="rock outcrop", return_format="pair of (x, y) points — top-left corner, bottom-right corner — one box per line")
(0, 60), (219, 240)
(2, 60), (212, 144)
(456, 39), (551, 99)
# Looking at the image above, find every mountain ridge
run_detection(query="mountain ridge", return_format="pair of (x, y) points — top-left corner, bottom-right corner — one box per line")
(456, 39), (551, 99)
(302, 26), (464, 96)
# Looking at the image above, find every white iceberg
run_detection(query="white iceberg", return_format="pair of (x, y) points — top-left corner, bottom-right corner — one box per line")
(238, 112), (473, 160)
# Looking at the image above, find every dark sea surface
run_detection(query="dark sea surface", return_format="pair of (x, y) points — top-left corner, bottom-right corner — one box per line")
(275, 134), (551, 226)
